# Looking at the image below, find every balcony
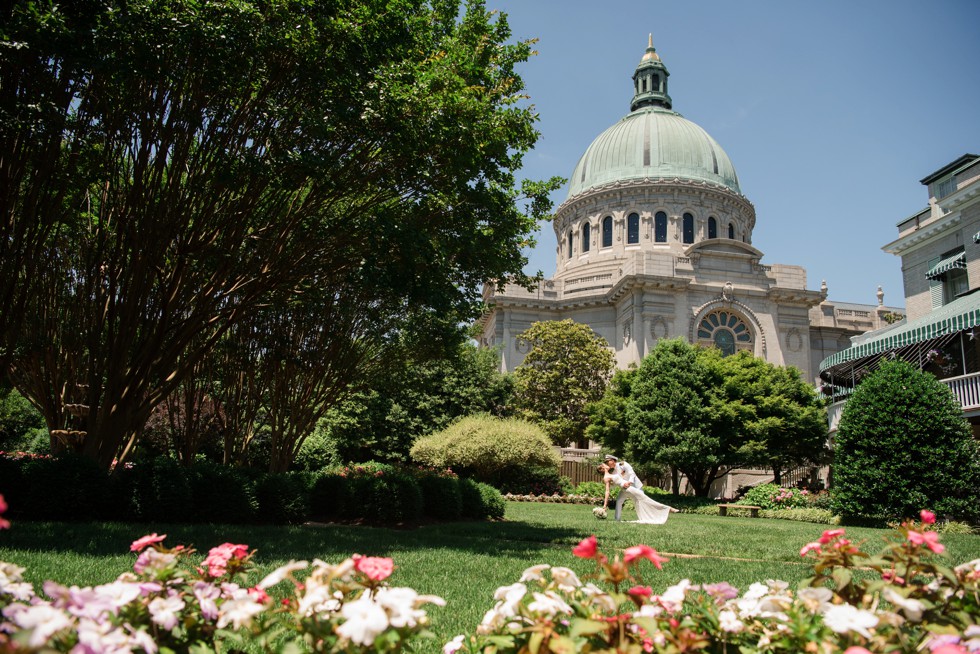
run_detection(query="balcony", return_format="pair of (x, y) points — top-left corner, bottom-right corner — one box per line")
(828, 370), (980, 432)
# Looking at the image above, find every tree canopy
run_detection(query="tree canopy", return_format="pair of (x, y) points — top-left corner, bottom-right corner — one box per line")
(513, 320), (615, 446)
(1, 0), (560, 470)
(833, 359), (980, 522)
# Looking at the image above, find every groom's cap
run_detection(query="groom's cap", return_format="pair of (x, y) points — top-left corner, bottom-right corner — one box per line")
(603, 454), (618, 462)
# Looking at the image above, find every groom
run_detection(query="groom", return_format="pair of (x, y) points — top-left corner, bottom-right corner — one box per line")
(604, 454), (642, 521)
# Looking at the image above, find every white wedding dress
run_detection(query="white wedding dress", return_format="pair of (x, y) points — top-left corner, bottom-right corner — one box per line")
(605, 473), (675, 525)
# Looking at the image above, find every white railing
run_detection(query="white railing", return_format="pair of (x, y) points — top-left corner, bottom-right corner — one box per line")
(828, 371), (980, 431)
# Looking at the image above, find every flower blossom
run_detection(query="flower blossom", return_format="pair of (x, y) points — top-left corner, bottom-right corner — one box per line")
(202, 543), (249, 578)
(519, 564), (550, 582)
(444, 635), (466, 654)
(623, 544), (668, 569)
(0, 493), (10, 530)
(336, 595), (390, 646)
(130, 533), (166, 552)
(800, 541), (822, 557)
(572, 535), (599, 559)
(353, 554), (394, 581)
(148, 594), (186, 631)
(549, 567), (582, 592)
(2, 603), (74, 648)
(819, 529), (846, 544)
(822, 603), (879, 638)
(882, 587), (925, 622)
(527, 590), (573, 617)
(718, 609), (744, 633)
(920, 509), (937, 524)
(217, 594), (267, 630)
(907, 529), (945, 554)
(134, 549), (177, 576)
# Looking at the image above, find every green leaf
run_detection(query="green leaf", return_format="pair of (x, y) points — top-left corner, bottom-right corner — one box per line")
(569, 618), (608, 638)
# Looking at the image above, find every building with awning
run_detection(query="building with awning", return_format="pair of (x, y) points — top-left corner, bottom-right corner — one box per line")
(820, 153), (980, 433)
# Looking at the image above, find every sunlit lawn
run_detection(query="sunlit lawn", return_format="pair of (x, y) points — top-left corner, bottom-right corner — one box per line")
(2, 502), (978, 652)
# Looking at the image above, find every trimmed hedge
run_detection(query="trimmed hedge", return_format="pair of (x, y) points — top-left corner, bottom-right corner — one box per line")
(1, 454), (504, 527)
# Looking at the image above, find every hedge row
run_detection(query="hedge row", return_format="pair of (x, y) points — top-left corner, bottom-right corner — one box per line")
(0, 455), (504, 525)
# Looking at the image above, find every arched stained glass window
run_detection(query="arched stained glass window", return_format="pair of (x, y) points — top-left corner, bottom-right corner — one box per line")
(567, 230), (573, 259)
(627, 213), (639, 244)
(655, 211), (667, 243)
(696, 310), (752, 356)
(682, 213), (694, 244)
(728, 223), (735, 240)
(708, 216), (717, 239)
(602, 216), (613, 248)
(582, 223), (591, 253)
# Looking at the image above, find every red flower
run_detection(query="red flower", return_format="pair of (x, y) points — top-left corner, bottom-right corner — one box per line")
(818, 529), (845, 544)
(353, 554), (395, 581)
(0, 494), (9, 530)
(572, 535), (599, 559)
(628, 585), (653, 599)
(623, 544), (668, 569)
(920, 509), (937, 525)
(799, 541), (821, 557)
(908, 530), (945, 554)
(248, 586), (271, 603)
(130, 533), (166, 552)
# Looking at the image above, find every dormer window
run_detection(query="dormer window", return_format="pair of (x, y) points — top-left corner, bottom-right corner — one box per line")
(935, 176), (956, 199)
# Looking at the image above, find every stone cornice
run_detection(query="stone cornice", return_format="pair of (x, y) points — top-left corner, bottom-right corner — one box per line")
(882, 211), (962, 255)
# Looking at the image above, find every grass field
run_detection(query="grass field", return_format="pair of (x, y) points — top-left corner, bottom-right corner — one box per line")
(2, 502), (979, 652)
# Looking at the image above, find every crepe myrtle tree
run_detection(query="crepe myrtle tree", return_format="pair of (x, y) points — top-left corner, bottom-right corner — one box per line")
(514, 320), (615, 447)
(2, 0), (561, 470)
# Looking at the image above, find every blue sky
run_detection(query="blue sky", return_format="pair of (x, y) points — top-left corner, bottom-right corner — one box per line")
(493, 0), (980, 307)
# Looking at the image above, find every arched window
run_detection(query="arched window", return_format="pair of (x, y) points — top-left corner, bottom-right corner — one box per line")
(682, 213), (694, 244)
(655, 211), (667, 243)
(697, 310), (752, 356)
(708, 216), (717, 239)
(567, 230), (573, 259)
(582, 223), (590, 253)
(602, 216), (613, 248)
(728, 222), (735, 240)
(627, 213), (639, 244)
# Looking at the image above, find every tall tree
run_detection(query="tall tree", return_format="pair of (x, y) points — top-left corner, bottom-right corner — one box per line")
(513, 320), (615, 446)
(2, 0), (560, 470)
(720, 351), (829, 485)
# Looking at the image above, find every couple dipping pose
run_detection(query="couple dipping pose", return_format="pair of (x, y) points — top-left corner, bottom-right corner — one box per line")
(599, 454), (678, 524)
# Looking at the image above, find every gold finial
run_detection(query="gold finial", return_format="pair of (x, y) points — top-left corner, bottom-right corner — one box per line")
(648, 33), (653, 48)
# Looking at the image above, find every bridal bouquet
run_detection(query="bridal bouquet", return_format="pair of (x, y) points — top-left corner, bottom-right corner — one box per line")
(592, 506), (607, 520)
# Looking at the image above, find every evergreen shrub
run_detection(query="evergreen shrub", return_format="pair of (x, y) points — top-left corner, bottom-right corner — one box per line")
(410, 415), (560, 490)
(832, 360), (980, 523)
(476, 481), (505, 520)
(254, 472), (309, 525)
(415, 471), (462, 520)
(459, 478), (505, 520)
(182, 461), (257, 524)
(309, 471), (348, 521)
(15, 454), (112, 521)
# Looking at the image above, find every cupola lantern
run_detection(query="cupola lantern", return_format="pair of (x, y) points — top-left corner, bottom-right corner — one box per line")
(631, 34), (672, 111)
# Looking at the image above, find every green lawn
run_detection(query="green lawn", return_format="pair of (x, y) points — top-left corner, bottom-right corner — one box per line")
(2, 502), (978, 652)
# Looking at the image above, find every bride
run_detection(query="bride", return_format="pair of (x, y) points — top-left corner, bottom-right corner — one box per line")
(599, 462), (678, 524)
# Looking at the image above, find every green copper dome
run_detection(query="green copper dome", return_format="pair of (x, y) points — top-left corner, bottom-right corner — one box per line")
(566, 39), (742, 199)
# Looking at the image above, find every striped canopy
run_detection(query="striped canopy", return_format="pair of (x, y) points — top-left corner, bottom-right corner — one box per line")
(925, 251), (966, 279)
(820, 290), (980, 371)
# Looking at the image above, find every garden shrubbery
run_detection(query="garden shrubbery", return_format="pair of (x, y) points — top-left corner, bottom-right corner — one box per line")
(0, 453), (504, 526)
(410, 414), (560, 493)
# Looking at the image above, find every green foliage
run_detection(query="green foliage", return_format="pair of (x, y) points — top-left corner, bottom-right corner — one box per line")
(415, 471), (463, 521)
(833, 360), (980, 522)
(0, 388), (44, 452)
(185, 463), (259, 525)
(573, 481), (608, 499)
(514, 320), (615, 446)
(410, 414), (560, 486)
(254, 472), (310, 526)
(739, 483), (809, 510)
(474, 481), (506, 520)
(584, 368), (636, 453)
(0, 454), (112, 522)
(489, 464), (566, 496)
(307, 342), (514, 466)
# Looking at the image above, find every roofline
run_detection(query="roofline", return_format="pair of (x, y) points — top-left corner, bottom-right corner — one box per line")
(919, 153), (980, 186)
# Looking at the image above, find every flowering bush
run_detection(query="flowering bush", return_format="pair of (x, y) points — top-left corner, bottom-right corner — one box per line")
(446, 509), (980, 654)
(0, 532), (443, 652)
(740, 483), (811, 510)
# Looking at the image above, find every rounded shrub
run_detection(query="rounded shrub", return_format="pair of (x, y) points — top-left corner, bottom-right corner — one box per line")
(415, 471), (462, 520)
(336, 462), (423, 525)
(833, 360), (980, 523)
(459, 478), (505, 520)
(410, 415), (560, 490)
(309, 470), (349, 521)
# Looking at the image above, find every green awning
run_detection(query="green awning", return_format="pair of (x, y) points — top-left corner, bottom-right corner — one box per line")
(973, 231), (980, 244)
(925, 251), (966, 279)
(820, 290), (980, 371)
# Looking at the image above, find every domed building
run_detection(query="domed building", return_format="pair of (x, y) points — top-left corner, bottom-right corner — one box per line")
(480, 38), (900, 391)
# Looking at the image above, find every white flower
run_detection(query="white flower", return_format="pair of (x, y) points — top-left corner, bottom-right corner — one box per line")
(718, 609), (744, 633)
(217, 595), (266, 630)
(444, 634), (466, 654)
(743, 582), (769, 601)
(336, 596), (390, 646)
(581, 583), (617, 612)
(796, 587), (834, 613)
(297, 580), (342, 617)
(148, 594), (186, 631)
(635, 602), (664, 618)
(76, 617), (136, 654)
(549, 567), (582, 592)
(822, 603), (879, 638)
(659, 579), (692, 612)
(2, 603), (74, 648)
(882, 587), (925, 623)
(93, 581), (143, 613)
(375, 587), (425, 628)
(259, 560), (308, 589)
(193, 582), (221, 621)
(527, 591), (573, 617)
(519, 564), (550, 582)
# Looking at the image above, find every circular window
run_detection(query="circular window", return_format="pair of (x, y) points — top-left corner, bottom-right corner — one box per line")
(697, 310), (752, 356)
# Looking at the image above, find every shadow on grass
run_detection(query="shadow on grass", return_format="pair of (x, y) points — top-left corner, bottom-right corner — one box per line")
(0, 517), (585, 563)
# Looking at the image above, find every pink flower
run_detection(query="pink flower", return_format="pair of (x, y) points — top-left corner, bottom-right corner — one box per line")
(931, 644), (968, 654)
(202, 543), (250, 577)
(572, 535), (599, 559)
(0, 493), (9, 530)
(921, 509), (937, 524)
(628, 585), (653, 599)
(844, 648), (873, 654)
(908, 530), (945, 554)
(623, 544), (668, 570)
(800, 542), (822, 557)
(353, 554), (395, 581)
(818, 529), (845, 544)
(130, 533), (166, 552)
(247, 586), (271, 604)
